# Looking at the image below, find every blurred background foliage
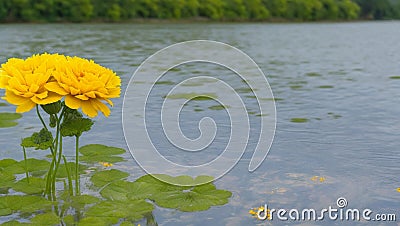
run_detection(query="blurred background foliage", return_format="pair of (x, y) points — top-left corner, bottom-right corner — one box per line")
(0, 0), (399, 22)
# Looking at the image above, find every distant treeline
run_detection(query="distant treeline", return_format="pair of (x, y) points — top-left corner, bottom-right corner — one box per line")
(0, 0), (399, 22)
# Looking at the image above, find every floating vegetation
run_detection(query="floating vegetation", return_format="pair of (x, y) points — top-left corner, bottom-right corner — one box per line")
(290, 85), (303, 90)
(328, 70), (347, 75)
(208, 105), (229, 110)
(389, 76), (400, 79)
(305, 72), (322, 77)
(261, 97), (284, 102)
(0, 102), (7, 107)
(0, 112), (22, 128)
(317, 85), (334, 89)
(268, 60), (286, 66)
(290, 118), (309, 123)
(236, 87), (256, 93)
(165, 92), (217, 101)
(327, 112), (342, 119)
(0, 148), (232, 225)
(155, 81), (175, 85)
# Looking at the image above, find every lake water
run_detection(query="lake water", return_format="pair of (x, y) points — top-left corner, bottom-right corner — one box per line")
(0, 22), (399, 225)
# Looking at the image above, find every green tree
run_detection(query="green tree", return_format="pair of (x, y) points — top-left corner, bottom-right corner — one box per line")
(0, 0), (12, 21)
(198, 0), (224, 20)
(263, 0), (288, 18)
(181, 0), (200, 18)
(245, 0), (270, 20)
(337, 0), (360, 20)
(223, 0), (248, 20)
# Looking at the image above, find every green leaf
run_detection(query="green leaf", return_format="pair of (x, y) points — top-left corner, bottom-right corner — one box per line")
(0, 158), (18, 168)
(55, 162), (87, 178)
(0, 196), (53, 216)
(120, 221), (135, 226)
(21, 128), (53, 150)
(79, 144), (126, 163)
(91, 169), (129, 188)
(0, 171), (15, 189)
(86, 200), (154, 222)
(4, 158), (50, 175)
(136, 174), (231, 212)
(70, 195), (101, 207)
(100, 180), (158, 201)
(11, 177), (45, 195)
(30, 212), (60, 225)
(0, 220), (30, 226)
(61, 117), (93, 137)
(78, 216), (119, 226)
(0, 112), (22, 128)
(152, 183), (232, 212)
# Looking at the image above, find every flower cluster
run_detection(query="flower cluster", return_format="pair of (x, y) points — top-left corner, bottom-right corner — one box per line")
(0, 53), (121, 117)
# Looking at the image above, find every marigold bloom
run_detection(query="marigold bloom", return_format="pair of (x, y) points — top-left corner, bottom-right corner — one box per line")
(0, 54), (64, 113)
(45, 56), (121, 117)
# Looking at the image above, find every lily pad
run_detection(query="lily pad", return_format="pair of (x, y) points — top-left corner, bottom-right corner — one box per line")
(0, 159), (18, 168)
(389, 76), (400, 79)
(4, 158), (50, 175)
(56, 162), (87, 178)
(164, 92), (217, 101)
(85, 199), (154, 223)
(79, 144), (126, 164)
(133, 174), (231, 211)
(78, 216), (119, 226)
(11, 177), (45, 195)
(69, 195), (101, 208)
(0, 171), (15, 189)
(290, 118), (309, 123)
(0, 113), (22, 128)
(91, 169), (129, 187)
(101, 180), (157, 201)
(30, 212), (60, 225)
(1, 221), (30, 226)
(208, 105), (229, 111)
(0, 196), (53, 216)
(152, 183), (232, 212)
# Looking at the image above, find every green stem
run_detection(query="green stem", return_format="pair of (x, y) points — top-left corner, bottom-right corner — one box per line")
(75, 135), (80, 196)
(22, 145), (29, 183)
(52, 129), (63, 199)
(36, 105), (48, 131)
(62, 155), (73, 196)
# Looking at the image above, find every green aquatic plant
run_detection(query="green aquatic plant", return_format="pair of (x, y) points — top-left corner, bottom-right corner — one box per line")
(0, 112), (22, 128)
(0, 150), (232, 225)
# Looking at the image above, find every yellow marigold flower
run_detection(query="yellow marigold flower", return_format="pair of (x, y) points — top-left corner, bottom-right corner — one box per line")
(0, 54), (64, 113)
(45, 56), (121, 117)
(396, 187), (400, 193)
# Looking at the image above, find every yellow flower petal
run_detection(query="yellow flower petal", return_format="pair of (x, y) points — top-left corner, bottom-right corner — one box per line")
(65, 95), (81, 110)
(396, 187), (400, 193)
(4, 89), (29, 105)
(45, 82), (68, 95)
(16, 100), (36, 113)
(92, 99), (110, 117)
(32, 92), (62, 105)
(81, 100), (98, 118)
